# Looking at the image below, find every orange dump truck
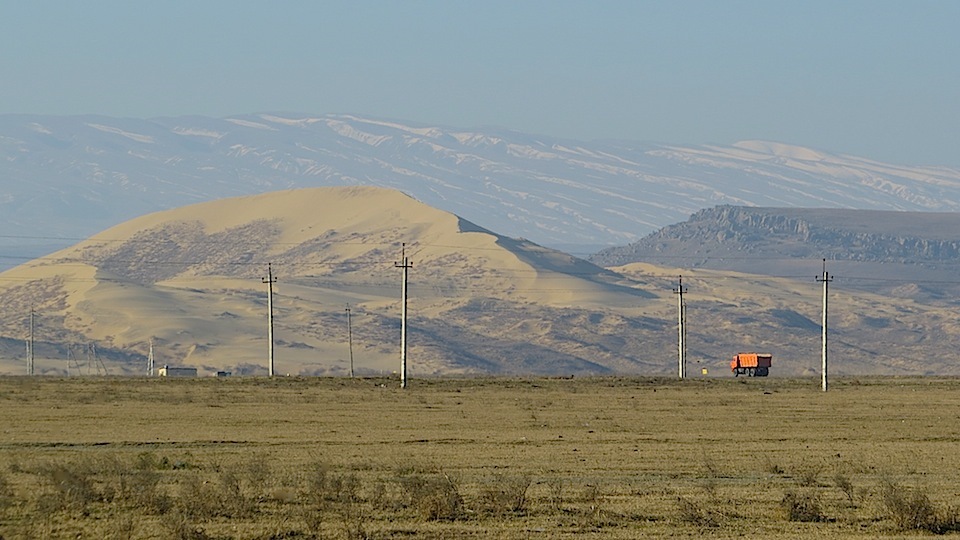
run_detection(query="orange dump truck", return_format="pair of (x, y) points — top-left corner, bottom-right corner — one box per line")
(731, 353), (772, 377)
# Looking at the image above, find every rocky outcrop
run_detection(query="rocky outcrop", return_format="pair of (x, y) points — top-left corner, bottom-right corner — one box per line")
(590, 206), (960, 267)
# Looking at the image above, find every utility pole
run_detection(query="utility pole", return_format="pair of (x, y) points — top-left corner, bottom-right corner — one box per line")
(346, 304), (354, 378)
(262, 263), (278, 377)
(817, 259), (833, 392)
(148, 338), (155, 377)
(90, 343), (107, 376)
(395, 244), (413, 389)
(67, 345), (81, 376)
(26, 310), (34, 376)
(674, 276), (687, 379)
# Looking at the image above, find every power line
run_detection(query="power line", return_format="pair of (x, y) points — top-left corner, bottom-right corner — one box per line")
(2, 271), (959, 298)
(7, 256), (960, 285)
(0, 234), (533, 254)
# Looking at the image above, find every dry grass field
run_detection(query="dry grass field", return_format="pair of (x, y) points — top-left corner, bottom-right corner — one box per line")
(1, 375), (960, 539)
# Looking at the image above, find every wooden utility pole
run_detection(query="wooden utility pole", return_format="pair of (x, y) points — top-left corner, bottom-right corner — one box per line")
(817, 259), (833, 392)
(395, 244), (413, 389)
(262, 263), (278, 377)
(674, 276), (687, 379)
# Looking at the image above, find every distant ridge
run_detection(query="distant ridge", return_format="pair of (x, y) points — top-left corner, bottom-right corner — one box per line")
(591, 206), (960, 266)
(2, 113), (960, 257)
(590, 205), (960, 303)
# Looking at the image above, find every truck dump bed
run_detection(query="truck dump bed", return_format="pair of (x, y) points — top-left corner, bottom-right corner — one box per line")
(731, 353), (772, 369)
(731, 353), (772, 376)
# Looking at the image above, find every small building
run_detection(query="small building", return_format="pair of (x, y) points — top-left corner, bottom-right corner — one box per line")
(158, 365), (198, 377)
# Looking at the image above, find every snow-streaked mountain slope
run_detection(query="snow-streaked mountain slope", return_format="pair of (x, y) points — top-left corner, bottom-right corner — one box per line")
(2, 113), (959, 255)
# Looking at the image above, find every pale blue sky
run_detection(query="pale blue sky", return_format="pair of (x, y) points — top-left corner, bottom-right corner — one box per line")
(2, 1), (958, 166)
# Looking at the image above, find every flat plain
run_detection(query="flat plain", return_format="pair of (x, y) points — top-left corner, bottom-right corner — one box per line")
(1, 375), (959, 539)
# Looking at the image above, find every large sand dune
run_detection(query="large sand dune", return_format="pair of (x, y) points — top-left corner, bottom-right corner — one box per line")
(3, 187), (960, 378)
(0, 187), (654, 376)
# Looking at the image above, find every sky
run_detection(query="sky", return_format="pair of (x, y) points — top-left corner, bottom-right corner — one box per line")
(2, 1), (958, 167)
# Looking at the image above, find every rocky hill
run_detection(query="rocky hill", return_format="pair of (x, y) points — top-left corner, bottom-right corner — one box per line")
(591, 206), (960, 301)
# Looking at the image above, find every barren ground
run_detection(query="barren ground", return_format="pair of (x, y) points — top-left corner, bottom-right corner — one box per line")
(0, 376), (959, 538)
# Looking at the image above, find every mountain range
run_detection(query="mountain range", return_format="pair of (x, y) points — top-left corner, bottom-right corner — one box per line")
(4, 113), (960, 378)
(3, 113), (960, 262)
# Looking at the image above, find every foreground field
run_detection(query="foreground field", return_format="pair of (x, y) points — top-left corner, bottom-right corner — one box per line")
(1, 376), (959, 538)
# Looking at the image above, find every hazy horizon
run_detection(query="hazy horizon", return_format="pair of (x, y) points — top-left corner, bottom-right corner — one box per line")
(2, 1), (958, 168)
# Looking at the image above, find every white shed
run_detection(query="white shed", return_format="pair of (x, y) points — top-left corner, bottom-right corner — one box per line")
(158, 365), (198, 377)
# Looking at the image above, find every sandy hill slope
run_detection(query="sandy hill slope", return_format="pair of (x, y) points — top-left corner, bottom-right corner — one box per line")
(4, 190), (960, 378)
(0, 187), (659, 377)
(611, 262), (960, 377)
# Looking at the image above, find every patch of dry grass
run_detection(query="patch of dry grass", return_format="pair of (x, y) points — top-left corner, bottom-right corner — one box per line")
(0, 376), (959, 538)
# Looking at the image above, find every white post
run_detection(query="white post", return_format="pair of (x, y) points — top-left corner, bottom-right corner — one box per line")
(262, 263), (277, 377)
(27, 310), (34, 376)
(818, 259), (832, 392)
(346, 305), (354, 378)
(268, 275), (274, 378)
(675, 276), (686, 379)
(148, 339), (155, 377)
(821, 269), (828, 392)
(395, 244), (413, 389)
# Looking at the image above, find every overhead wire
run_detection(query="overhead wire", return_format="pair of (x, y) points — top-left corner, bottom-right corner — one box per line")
(3, 232), (960, 290)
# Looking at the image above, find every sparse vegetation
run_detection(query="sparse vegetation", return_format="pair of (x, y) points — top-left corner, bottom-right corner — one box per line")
(780, 488), (825, 522)
(37, 461), (100, 512)
(880, 479), (960, 534)
(398, 471), (464, 521)
(676, 494), (721, 528)
(478, 473), (531, 516)
(795, 462), (823, 487)
(0, 472), (15, 510)
(834, 471), (856, 504)
(763, 457), (786, 476)
(0, 376), (959, 538)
